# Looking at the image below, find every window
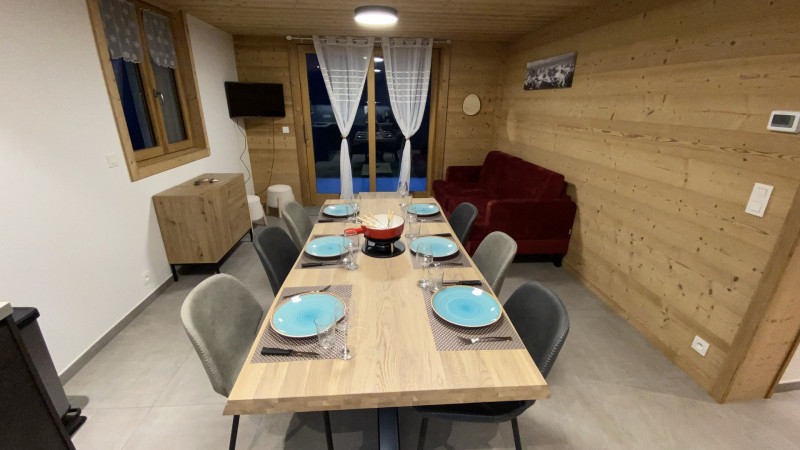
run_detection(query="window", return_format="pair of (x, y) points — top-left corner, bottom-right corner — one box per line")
(88, 0), (208, 181)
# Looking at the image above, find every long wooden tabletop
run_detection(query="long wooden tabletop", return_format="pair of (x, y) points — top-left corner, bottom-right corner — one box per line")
(224, 193), (548, 415)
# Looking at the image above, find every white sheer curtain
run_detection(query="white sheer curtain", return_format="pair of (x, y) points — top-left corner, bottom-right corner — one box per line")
(98, 0), (143, 63)
(381, 37), (433, 189)
(313, 36), (374, 199)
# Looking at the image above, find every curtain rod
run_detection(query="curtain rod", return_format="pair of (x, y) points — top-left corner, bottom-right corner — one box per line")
(286, 35), (452, 45)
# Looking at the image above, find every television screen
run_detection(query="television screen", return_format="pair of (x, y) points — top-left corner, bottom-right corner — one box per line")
(224, 82), (285, 118)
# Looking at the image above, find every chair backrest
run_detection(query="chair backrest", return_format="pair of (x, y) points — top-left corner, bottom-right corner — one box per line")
(472, 231), (517, 294)
(448, 202), (478, 246)
(253, 226), (300, 296)
(180, 274), (264, 398)
(281, 200), (313, 250)
(504, 281), (569, 379)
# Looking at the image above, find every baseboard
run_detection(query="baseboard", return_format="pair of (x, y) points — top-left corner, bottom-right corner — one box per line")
(58, 276), (172, 384)
(774, 380), (800, 393)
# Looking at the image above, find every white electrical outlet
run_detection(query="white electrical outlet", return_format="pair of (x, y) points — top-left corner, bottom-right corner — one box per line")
(282, 126), (290, 134)
(141, 270), (151, 285)
(691, 336), (709, 357)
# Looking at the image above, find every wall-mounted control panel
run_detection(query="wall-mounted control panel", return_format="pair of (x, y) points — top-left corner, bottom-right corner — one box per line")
(767, 111), (800, 133)
(745, 183), (774, 217)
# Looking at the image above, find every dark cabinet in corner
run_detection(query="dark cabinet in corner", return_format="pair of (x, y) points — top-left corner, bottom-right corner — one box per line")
(153, 173), (251, 280)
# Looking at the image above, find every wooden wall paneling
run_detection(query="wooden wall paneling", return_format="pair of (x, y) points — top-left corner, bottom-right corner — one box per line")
(496, 0), (800, 401)
(432, 46), (451, 181)
(233, 36), (303, 205)
(287, 43), (311, 205)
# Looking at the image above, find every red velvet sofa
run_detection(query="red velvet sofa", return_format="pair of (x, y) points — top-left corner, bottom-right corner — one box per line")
(433, 151), (577, 265)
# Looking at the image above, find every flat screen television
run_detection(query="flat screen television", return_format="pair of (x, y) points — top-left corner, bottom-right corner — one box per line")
(224, 82), (285, 118)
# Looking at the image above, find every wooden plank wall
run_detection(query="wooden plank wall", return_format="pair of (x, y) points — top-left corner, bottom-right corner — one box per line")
(495, 0), (800, 401)
(233, 36), (302, 205)
(442, 41), (505, 171)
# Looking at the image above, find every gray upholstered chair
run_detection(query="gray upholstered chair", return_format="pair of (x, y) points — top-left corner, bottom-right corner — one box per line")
(415, 281), (570, 450)
(447, 202), (478, 246)
(181, 274), (334, 450)
(281, 200), (313, 250)
(472, 231), (517, 294)
(253, 226), (300, 296)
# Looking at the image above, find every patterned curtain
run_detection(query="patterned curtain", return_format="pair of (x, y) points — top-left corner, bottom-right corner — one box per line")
(142, 10), (177, 69)
(98, 0), (143, 63)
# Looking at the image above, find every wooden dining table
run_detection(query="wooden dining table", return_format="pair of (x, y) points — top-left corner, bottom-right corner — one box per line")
(224, 192), (549, 448)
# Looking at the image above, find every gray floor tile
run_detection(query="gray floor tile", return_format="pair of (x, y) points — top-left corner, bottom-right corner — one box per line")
(70, 407), (149, 450)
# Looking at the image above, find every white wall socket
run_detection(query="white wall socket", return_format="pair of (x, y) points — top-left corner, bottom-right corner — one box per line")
(141, 270), (151, 285)
(281, 126), (290, 134)
(692, 335), (709, 357)
(106, 153), (119, 168)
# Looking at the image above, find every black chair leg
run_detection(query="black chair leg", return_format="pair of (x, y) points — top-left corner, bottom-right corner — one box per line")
(417, 417), (428, 450)
(511, 418), (522, 450)
(323, 411), (334, 450)
(229, 415), (240, 450)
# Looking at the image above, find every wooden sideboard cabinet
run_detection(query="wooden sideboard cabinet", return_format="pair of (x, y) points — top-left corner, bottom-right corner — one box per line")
(153, 173), (251, 280)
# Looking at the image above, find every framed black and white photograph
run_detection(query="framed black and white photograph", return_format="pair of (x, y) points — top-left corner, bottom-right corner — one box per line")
(524, 51), (577, 91)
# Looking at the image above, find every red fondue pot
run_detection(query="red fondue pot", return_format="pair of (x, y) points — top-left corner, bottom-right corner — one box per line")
(345, 214), (405, 241)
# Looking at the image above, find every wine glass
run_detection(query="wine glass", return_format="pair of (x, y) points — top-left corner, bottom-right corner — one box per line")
(415, 242), (433, 288)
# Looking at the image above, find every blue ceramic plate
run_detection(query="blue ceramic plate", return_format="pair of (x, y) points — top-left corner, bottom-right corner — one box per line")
(305, 236), (346, 258)
(271, 293), (345, 338)
(410, 236), (459, 258)
(432, 286), (502, 328)
(322, 204), (354, 217)
(407, 203), (440, 216)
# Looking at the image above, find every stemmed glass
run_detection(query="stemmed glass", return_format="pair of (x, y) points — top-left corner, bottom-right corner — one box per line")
(349, 195), (361, 223)
(342, 230), (360, 271)
(335, 301), (352, 360)
(415, 242), (433, 288)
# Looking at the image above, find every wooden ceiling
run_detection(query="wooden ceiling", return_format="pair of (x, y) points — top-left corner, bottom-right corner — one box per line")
(151, 0), (603, 41)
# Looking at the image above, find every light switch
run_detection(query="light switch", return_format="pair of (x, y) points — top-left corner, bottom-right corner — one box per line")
(282, 126), (290, 134)
(106, 153), (119, 168)
(745, 183), (773, 217)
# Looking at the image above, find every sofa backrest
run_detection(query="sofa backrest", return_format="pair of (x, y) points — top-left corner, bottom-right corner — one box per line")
(479, 151), (564, 199)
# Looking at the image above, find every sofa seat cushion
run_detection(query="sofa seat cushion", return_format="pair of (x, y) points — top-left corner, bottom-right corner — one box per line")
(437, 185), (491, 211)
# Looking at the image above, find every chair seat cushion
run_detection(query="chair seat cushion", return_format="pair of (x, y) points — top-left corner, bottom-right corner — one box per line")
(414, 400), (533, 423)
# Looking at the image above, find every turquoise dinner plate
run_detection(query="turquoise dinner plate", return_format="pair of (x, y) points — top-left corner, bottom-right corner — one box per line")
(271, 293), (345, 338)
(305, 236), (346, 258)
(410, 236), (459, 258)
(432, 286), (502, 328)
(322, 204), (354, 217)
(407, 203), (440, 216)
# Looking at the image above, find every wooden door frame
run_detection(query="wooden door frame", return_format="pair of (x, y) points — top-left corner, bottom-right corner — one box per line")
(291, 44), (451, 205)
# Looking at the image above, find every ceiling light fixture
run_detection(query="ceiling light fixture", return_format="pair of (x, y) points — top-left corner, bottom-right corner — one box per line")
(354, 6), (398, 26)
(374, 56), (384, 63)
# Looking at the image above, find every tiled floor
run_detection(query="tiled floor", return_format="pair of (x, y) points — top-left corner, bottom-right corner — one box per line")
(66, 218), (800, 449)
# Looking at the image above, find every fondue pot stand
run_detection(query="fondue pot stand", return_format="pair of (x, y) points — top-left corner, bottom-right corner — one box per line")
(345, 214), (406, 258)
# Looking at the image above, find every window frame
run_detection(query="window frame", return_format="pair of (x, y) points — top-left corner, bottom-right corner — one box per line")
(87, 0), (209, 181)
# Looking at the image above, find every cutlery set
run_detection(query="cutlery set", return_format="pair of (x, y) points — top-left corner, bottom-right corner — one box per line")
(282, 284), (331, 298)
(261, 347), (320, 357)
(458, 336), (512, 345)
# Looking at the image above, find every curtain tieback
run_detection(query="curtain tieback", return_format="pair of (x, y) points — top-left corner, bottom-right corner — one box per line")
(341, 135), (348, 139)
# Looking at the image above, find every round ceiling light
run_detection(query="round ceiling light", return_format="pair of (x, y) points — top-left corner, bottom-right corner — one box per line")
(354, 6), (398, 26)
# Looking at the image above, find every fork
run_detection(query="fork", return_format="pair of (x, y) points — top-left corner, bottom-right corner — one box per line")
(283, 284), (332, 298)
(458, 336), (512, 344)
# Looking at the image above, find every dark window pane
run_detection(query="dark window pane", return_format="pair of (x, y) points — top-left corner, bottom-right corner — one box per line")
(151, 61), (187, 143)
(111, 58), (156, 150)
(374, 58), (431, 192)
(306, 53), (369, 194)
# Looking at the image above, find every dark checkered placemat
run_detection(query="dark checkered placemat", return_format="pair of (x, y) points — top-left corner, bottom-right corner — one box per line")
(295, 235), (361, 269)
(409, 234), (472, 269)
(422, 282), (526, 352)
(251, 284), (353, 363)
(413, 212), (446, 223)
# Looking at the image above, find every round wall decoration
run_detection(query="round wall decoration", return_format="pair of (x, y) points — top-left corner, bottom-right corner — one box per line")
(462, 94), (481, 116)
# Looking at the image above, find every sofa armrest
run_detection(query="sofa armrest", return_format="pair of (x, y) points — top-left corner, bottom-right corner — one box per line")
(484, 198), (577, 240)
(445, 165), (482, 182)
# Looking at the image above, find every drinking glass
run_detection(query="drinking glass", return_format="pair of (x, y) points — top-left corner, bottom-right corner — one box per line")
(428, 263), (444, 293)
(315, 310), (336, 349)
(349, 196), (361, 223)
(335, 302), (352, 360)
(405, 212), (419, 239)
(415, 242), (433, 288)
(343, 231), (360, 271)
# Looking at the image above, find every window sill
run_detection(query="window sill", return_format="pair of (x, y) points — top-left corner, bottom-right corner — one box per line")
(129, 146), (210, 181)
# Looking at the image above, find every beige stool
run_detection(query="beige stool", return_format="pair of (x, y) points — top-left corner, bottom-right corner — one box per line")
(267, 185), (295, 217)
(247, 195), (266, 225)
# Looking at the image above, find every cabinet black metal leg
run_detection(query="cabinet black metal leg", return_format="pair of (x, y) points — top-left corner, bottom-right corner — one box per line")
(170, 264), (178, 281)
(215, 264), (221, 274)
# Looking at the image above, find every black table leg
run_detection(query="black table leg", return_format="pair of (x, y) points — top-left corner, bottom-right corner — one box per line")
(378, 407), (400, 450)
(170, 264), (178, 281)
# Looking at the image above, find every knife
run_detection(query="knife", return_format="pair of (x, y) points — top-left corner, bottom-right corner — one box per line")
(317, 219), (335, 223)
(443, 280), (483, 286)
(302, 262), (340, 268)
(261, 347), (320, 357)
